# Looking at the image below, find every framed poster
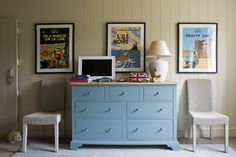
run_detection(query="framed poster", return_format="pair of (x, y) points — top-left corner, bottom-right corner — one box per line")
(106, 22), (145, 72)
(35, 23), (74, 73)
(178, 23), (217, 73)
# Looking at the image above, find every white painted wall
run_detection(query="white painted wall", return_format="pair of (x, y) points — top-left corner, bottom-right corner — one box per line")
(0, 0), (236, 137)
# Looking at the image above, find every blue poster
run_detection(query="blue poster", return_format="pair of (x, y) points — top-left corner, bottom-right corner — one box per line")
(182, 27), (215, 69)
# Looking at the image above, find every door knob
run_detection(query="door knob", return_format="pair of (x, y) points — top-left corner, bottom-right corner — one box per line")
(7, 67), (15, 85)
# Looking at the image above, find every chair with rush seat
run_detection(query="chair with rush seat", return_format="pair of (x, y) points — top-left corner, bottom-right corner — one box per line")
(22, 78), (66, 152)
(187, 79), (229, 153)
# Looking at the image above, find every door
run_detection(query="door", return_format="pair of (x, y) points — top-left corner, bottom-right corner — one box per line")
(0, 19), (18, 137)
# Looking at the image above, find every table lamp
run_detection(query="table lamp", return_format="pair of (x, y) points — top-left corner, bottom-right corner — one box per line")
(147, 40), (171, 81)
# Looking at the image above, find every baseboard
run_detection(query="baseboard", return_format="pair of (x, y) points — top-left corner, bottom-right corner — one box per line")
(14, 126), (236, 138)
(178, 126), (236, 138)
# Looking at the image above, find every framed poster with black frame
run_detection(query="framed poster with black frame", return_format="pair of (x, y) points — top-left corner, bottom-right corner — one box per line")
(178, 23), (217, 73)
(106, 22), (145, 72)
(35, 23), (74, 73)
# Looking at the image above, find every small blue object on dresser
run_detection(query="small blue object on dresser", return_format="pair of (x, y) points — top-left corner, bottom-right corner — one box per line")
(94, 77), (112, 82)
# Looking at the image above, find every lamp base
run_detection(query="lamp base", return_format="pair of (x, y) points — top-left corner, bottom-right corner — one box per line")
(149, 58), (169, 82)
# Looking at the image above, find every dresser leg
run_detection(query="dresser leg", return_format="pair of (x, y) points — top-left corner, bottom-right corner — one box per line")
(70, 142), (83, 150)
(167, 143), (180, 151)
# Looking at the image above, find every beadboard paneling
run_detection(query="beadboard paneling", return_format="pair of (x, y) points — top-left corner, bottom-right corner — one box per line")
(0, 0), (236, 137)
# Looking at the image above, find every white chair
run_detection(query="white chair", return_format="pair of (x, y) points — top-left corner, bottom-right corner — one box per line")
(187, 79), (229, 153)
(22, 78), (65, 152)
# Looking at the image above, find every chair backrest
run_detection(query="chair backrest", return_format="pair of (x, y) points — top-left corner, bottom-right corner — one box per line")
(187, 79), (213, 112)
(40, 78), (66, 112)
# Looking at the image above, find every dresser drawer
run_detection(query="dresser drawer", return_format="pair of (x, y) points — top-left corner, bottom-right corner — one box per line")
(76, 102), (122, 118)
(144, 86), (173, 100)
(127, 120), (173, 140)
(109, 86), (139, 100)
(72, 86), (105, 101)
(76, 120), (122, 140)
(127, 102), (173, 118)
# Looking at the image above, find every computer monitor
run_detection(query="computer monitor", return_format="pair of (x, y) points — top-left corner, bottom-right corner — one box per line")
(78, 56), (116, 81)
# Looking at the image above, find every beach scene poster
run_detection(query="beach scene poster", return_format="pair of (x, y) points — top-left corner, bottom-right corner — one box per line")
(178, 23), (217, 73)
(107, 23), (145, 72)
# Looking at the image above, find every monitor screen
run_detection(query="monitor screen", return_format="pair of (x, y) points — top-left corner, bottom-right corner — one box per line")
(78, 56), (116, 80)
(82, 60), (112, 76)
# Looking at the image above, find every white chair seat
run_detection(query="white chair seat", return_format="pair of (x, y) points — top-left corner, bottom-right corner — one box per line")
(23, 112), (62, 125)
(189, 111), (229, 125)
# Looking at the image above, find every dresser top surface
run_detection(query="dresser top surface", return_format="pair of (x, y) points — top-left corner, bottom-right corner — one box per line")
(70, 81), (176, 86)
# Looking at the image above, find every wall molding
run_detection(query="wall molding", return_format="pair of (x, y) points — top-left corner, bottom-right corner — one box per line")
(177, 126), (236, 138)
(12, 127), (236, 138)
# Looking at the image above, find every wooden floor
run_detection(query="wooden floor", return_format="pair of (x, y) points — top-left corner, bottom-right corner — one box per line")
(1, 137), (236, 157)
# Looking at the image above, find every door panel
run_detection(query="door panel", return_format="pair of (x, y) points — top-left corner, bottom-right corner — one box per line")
(0, 19), (18, 137)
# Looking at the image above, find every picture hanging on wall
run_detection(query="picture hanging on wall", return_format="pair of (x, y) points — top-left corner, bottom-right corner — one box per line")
(106, 22), (145, 72)
(35, 23), (74, 73)
(178, 23), (217, 73)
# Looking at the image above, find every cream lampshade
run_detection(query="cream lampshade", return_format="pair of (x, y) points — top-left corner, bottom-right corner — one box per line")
(147, 41), (171, 81)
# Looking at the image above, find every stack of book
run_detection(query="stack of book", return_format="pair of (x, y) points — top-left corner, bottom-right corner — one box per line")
(69, 75), (92, 83)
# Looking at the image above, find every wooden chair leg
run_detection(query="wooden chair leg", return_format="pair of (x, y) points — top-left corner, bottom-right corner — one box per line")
(22, 123), (28, 153)
(54, 123), (59, 152)
(40, 126), (44, 139)
(210, 125), (213, 140)
(225, 124), (229, 153)
(193, 123), (196, 152)
(61, 118), (65, 138)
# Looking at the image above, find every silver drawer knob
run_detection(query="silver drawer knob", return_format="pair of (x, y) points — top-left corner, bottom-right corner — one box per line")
(119, 91), (126, 96)
(81, 128), (88, 133)
(133, 128), (139, 133)
(157, 108), (163, 113)
(104, 108), (112, 113)
(105, 128), (112, 133)
(133, 108), (140, 113)
(156, 128), (162, 133)
(84, 91), (92, 96)
(80, 108), (88, 112)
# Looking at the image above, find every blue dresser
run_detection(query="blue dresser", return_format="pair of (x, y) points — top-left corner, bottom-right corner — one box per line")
(70, 82), (180, 150)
